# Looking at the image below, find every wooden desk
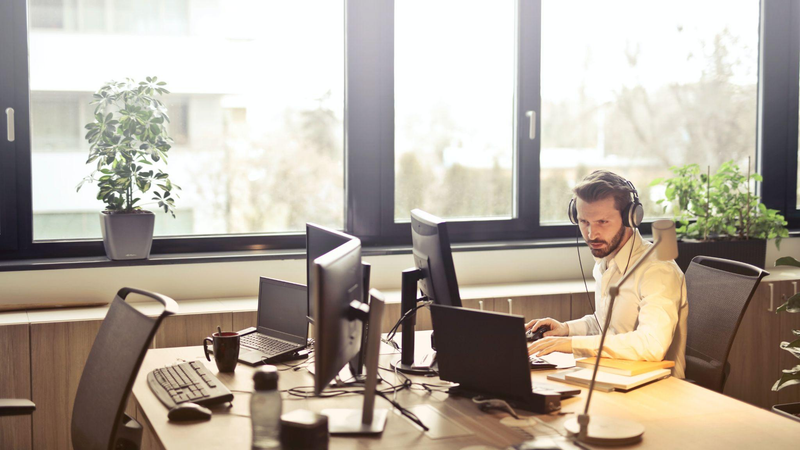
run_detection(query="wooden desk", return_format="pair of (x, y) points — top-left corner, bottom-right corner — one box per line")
(132, 345), (800, 450)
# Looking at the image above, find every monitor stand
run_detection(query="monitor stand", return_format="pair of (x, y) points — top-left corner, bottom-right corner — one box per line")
(322, 290), (388, 435)
(390, 267), (438, 376)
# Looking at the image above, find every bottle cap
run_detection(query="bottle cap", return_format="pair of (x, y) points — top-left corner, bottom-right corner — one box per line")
(253, 365), (279, 391)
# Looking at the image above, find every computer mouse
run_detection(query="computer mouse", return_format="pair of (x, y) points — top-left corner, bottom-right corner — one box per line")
(526, 325), (551, 342)
(168, 402), (212, 422)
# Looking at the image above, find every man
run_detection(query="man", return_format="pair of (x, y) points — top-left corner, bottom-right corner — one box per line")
(527, 170), (688, 378)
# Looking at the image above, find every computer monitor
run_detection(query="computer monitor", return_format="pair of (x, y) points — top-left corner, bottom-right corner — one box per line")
(312, 239), (388, 434)
(307, 223), (370, 378)
(411, 209), (462, 307)
(393, 210), (463, 374)
(306, 223), (354, 318)
(311, 238), (364, 394)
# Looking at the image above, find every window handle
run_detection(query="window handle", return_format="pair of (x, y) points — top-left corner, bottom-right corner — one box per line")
(508, 298), (513, 315)
(526, 110), (536, 140)
(793, 281), (797, 296)
(5, 107), (13, 142)
(479, 300), (484, 311)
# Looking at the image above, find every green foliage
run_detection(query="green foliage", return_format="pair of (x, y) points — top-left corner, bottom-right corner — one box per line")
(772, 258), (800, 391)
(650, 161), (787, 246)
(76, 77), (180, 217)
(772, 365), (800, 392)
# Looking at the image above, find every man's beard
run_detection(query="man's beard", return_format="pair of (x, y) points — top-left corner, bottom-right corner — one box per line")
(588, 225), (627, 258)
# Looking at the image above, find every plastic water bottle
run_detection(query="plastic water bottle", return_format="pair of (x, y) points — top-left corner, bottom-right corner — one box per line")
(251, 365), (282, 450)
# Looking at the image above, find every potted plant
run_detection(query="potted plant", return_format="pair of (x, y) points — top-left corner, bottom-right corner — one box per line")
(650, 160), (788, 271)
(771, 256), (800, 423)
(77, 77), (180, 260)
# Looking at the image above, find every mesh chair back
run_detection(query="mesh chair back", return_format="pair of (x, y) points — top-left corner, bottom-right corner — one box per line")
(685, 256), (767, 393)
(71, 288), (177, 450)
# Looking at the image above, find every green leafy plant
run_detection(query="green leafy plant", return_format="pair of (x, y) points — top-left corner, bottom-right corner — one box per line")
(77, 77), (180, 217)
(772, 256), (800, 392)
(650, 160), (787, 247)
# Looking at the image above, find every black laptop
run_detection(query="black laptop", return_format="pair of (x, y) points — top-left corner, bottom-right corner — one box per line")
(238, 277), (309, 366)
(430, 304), (580, 413)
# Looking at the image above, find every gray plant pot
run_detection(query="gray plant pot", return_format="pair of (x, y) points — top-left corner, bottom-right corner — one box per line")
(99, 211), (155, 260)
(674, 238), (767, 273)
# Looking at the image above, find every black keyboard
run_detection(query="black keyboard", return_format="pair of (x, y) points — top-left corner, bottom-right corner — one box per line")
(147, 361), (233, 409)
(241, 333), (299, 356)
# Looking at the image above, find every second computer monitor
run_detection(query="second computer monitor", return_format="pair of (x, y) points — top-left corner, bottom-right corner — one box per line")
(311, 238), (364, 395)
(307, 223), (356, 318)
(410, 209), (462, 307)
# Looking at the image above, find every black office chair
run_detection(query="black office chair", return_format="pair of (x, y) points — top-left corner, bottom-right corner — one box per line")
(69, 287), (178, 450)
(684, 256), (768, 393)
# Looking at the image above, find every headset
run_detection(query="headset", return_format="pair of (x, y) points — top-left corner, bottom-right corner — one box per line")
(568, 179), (644, 229)
(571, 177), (643, 328)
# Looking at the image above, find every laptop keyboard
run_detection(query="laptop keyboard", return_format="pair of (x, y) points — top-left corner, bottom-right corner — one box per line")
(241, 333), (298, 356)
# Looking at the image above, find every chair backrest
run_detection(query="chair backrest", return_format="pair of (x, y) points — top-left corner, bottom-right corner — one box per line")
(684, 256), (767, 393)
(71, 288), (178, 450)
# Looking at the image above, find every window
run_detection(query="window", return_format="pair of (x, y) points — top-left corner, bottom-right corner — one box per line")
(394, 0), (515, 222)
(540, 0), (760, 223)
(26, 0), (345, 243)
(3, 0), (799, 261)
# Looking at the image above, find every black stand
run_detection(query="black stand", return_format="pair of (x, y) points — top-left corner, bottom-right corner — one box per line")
(347, 262), (372, 382)
(390, 268), (436, 375)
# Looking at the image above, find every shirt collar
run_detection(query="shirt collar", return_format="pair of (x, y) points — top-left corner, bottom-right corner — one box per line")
(606, 229), (641, 275)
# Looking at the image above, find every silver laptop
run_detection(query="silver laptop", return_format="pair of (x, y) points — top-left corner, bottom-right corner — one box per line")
(238, 277), (309, 365)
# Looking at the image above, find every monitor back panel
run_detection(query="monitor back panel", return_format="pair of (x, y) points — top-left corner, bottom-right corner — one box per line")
(431, 305), (532, 399)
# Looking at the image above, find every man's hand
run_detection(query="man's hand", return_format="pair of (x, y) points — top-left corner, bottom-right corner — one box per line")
(528, 337), (572, 357)
(525, 317), (569, 337)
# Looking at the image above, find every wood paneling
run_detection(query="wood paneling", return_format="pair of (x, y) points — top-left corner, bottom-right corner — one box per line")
(231, 312), (257, 332)
(0, 324), (32, 450)
(570, 291), (595, 321)
(31, 320), (103, 450)
(137, 402), (166, 450)
(493, 294), (571, 324)
(724, 282), (781, 408)
(778, 280), (800, 405)
(154, 313), (232, 349)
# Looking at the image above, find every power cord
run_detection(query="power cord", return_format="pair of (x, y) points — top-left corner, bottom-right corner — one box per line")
(382, 299), (432, 349)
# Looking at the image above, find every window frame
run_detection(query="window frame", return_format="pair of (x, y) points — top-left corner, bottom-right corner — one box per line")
(760, 0), (800, 228)
(0, 0), (793, 262)
(0, 2), (21, 254)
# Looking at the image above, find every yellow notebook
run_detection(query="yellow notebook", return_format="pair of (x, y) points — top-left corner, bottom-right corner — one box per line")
(576, 358), (675, 377)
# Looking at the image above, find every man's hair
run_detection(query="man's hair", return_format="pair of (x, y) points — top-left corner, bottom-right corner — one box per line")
(573, 170), (633, 212)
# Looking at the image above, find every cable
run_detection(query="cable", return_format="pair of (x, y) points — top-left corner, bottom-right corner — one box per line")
(383, 300), (432, 348)
(576, 225), (601, 329)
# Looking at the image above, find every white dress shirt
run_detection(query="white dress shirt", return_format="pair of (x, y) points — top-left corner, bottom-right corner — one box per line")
(565, 229), (688, 378)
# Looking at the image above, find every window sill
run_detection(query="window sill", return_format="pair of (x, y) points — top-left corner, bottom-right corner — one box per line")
(0, 236), (586, 273)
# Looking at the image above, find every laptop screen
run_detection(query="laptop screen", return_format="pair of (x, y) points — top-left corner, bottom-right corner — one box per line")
(430, 304), (533, 400)
(258, 277), (308, 344)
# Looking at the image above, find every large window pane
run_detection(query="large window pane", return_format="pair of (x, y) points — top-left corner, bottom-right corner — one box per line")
(394, 0), (515, 222)
(540, 0), (759, 223)
(28, 0), (344, 240)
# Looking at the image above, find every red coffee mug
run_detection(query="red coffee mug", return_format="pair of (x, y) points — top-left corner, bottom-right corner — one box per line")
(203, 331), (240, 372)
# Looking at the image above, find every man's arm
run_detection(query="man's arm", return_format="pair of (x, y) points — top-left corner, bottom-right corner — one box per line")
(571, 262), (684, 361)
(565, 313), (602, 337)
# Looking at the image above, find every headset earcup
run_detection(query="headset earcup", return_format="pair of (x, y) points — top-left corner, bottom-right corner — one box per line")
(568, 198), (578, 225)
(631, 201), (644, 228)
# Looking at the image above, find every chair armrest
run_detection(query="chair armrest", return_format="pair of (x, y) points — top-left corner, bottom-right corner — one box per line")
(0, 399), (35, 416)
